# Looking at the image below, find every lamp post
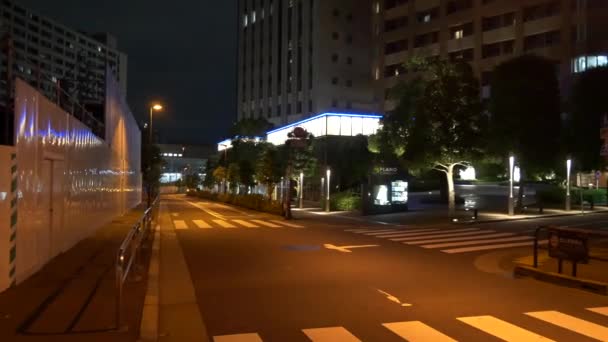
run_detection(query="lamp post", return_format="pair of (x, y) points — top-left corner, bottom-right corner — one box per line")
(299, 172), (304, 209)
(149, 104), (163, 144)
(326, 168), (331, 212)
(566, 159), (572, 211)
(321, 177), (325, 208)
(508, 155), (515, 216)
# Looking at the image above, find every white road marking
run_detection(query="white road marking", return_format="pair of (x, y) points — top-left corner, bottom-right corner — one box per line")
(393, 229), (485, 242)
(356, 229), (402, 235)
(186, 200), (226, 219)
(324, 244), (379, 253)
(173, 220), (188, 230)
(344, 228), (397, 233)
(171, 213), (179, 217)
(526, 310), (608, 341)
(193, 220), (212, 229)
(213, 219), (237, 228)
(403, 232), (515, 245)
(377, 289), (412, 307)
(233, 220), (259, 228)
(372, 229), (441, 238)
(302, 327), (361, 341)
(458, 315), (554, 341)
(588, 307), (608, 316)
(442, 240), (547, 254)
(251, 220), (282, 228)
(271, 220), (305, 228)
(422, 236), (532, 249)
(214, 333), (263, 342)
(383, 321), (456, 341)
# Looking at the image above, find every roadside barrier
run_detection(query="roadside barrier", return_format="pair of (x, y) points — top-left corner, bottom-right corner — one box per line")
(115, 197), (159, 329)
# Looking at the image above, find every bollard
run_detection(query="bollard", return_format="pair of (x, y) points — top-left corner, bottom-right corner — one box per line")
(539, 203), (543, 214)
(472, 209), (478, 220)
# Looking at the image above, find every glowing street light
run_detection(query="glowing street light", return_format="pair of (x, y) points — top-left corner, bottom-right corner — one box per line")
(326, 168), (331, 212)
(509, 155), (515, 216)
(149, 103), (163, 143)
(566, 159), (572, 211)
(299, 172), (304, 209)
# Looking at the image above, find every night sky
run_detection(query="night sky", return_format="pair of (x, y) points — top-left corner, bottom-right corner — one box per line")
(19, 0), (237, 145)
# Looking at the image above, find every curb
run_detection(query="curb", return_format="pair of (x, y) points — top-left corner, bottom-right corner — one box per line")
(514, 264), (608, 296)
(138, 224), (161, 341)
(456, 209), (608, 225)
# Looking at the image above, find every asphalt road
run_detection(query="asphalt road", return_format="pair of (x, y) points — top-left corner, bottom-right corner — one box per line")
(165, 195), (608, 342)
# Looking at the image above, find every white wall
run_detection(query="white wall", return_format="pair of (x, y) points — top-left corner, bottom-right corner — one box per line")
(0, 146), (16, 293)
(12, 79), (141, 285)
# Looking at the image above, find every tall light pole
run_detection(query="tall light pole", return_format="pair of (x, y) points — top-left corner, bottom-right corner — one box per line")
(566, 159), (572, 211)
(509, 155), (515, 216)
(299, 172), (304, 209)
(149, 104), (163, 143)
(326, 168), (331, 212)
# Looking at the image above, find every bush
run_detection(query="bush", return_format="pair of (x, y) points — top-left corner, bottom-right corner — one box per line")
(193, 190), (283, 215)
(536, 187), (607, 205)
(322, 191), (361, 211)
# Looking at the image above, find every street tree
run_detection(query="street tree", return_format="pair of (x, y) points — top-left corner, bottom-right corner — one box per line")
(384, 57), (484, 216)
(566, 66), (608, 171)
(231, 117), (274, 137)
(255, 144), (283, 198)
(489, 55), (561, 205)
(142, 142), (165, 206)
(212, 166), (227, 192)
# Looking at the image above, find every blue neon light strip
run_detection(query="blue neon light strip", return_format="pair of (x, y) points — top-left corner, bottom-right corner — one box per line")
(266, 112), (382, 135)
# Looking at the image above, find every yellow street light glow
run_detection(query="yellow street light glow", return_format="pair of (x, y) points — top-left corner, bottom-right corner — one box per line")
(152, 104), (163, 111)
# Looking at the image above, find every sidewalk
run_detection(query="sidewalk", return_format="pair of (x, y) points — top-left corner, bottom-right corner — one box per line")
(0, 204), (151, 341)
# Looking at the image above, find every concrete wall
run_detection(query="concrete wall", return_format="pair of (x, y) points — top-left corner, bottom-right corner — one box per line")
(0, 146), (17, 293)
(10, 78), (141, 285)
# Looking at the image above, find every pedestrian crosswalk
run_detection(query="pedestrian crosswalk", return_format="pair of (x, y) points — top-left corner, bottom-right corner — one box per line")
(213, 306), (608, 341)
(172, 218), (305, 230)
(344, 227), (547, 254)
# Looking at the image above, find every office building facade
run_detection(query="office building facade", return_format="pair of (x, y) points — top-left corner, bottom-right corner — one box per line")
(372, 0), (608, 111)
(237, 0), (377, 127)
(0, 0), (128, 140)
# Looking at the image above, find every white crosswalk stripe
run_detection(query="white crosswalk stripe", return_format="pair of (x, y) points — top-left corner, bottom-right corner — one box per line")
(173, 220), (188, 230)
(526, 310), (608, 341)
(404, 232), (515, 245)
(383, 321), (456, 341)
(193, 220), (212, 229)
(214, 307), (608, 341)
(213, 219), (237, 228)
(233, 220), (260, 228)
(270, 220), (305, 228)
(442, 240), (547, 254)
(421, 236), (533, 249)
(393, 229), (486, 241)
(302, 327), (361, 341)
(372, 229), (442, 238)
(458, 315), (555, 341)
(251, 220), (282, 228)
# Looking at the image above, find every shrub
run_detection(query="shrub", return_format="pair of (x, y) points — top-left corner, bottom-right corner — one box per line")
(323, 191), (361, 211)
(536, 187), (607, 205)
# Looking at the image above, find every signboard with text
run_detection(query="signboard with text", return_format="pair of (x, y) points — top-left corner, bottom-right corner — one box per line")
(548, 228), (589, 263)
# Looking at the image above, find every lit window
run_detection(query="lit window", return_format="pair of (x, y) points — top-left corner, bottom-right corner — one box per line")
(243, 14), (248, 27)
(252, 11), (256, 23)
(454, 29), (463, 39)
(423, 14), (431, 23)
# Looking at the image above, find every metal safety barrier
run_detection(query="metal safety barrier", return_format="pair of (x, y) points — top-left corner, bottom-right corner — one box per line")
(115, 197), (159, 328)
(533, 225), (608, 277)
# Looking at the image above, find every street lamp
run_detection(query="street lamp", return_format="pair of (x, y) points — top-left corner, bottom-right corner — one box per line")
(149, 103), (163, 143)
(299, 172), (304, 209)
(566, 159), (572, 211)
(509, 155), (515, 216)
(326, 168), (331, 212)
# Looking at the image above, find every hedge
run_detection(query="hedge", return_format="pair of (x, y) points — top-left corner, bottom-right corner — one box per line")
(189, 190), (283, 215)
(321, 191), (362, 211)
(536, 187), (607, 205)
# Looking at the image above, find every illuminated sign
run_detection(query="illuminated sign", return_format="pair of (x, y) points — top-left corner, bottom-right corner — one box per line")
(391, 180), (408, 205)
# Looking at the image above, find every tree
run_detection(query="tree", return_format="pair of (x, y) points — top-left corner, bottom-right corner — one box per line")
(489, 55), (561, 206)
(566, 66), (608, 171)
(142, 142), (165, 206)
(231, 117), (274, 137)
(227, 162), (240, 192)
(255, 144), (283, 198)
(184, 173), (201, 190)
(213, 166), (227, 192)
(383, 58), (485, 216)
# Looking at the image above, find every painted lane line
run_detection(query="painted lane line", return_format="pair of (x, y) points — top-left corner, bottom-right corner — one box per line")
(526, 310), (608, 341)
(377, 289), (412, 307)
(392, 230), (486, 242)
(588, 307), (608, 317)
(458, 315), (554, 341)
(383, 321), (456, 342)
(193, 220), (212, 229)
(271, 220), (305, 228)
(422, 236), (533, 249)
(186, 200), (226, 219)
(213, 219), (237, 228)
(356, 229), (402, 235)
(372, 229), (442, 238)
(387, 228), (481, 240)
(344, 228), (402, 233)
(214, 333), (263, 342)
(251, 220), (282, 228)
(173, 220), (188, 230)
(442, 240), (547, 254)
(233, 220), (259, 228)
(364, 227), (439, 234)
(403, 232), (515, 245)
(302, 327), (361, 341)
(324, 244), (379, 253)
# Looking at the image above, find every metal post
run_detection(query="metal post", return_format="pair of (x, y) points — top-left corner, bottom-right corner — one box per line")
(325, 169), (331, 212)
(509, 156), (515, 216)
(299, 172), (304, 209)
(558, 258), (563, 274)
(115, 251), (123, 328)
(321, 177), (325, 205)
(533, 226), (540, 268)
(579, 173), (584, 214)
(566, 159), (571, 211)
(572, 262), (578, 277)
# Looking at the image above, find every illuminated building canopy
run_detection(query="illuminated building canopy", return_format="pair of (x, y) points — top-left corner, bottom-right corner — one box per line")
(266, 112), (382, 146)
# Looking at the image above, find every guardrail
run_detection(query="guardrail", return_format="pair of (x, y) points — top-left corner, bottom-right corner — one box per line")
(115, 197), (159, 328)
(533, 225), (608, 277)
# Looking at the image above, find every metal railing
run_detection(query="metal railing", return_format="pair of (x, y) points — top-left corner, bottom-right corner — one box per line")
(115, 197), (159, 328)
(533, 225), (608, 277)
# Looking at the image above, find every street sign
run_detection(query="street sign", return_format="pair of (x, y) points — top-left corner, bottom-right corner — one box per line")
(548, 228), (589, 263)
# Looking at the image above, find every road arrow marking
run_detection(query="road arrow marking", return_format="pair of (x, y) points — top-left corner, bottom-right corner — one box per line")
(323, 244), (379, 253)
(377, 289), (412, 307)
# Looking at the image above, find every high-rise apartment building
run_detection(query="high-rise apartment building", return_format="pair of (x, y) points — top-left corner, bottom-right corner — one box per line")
(0, 0), (128, 139)
(372, 0), (608, 111)
(237, 0), (377, 127)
